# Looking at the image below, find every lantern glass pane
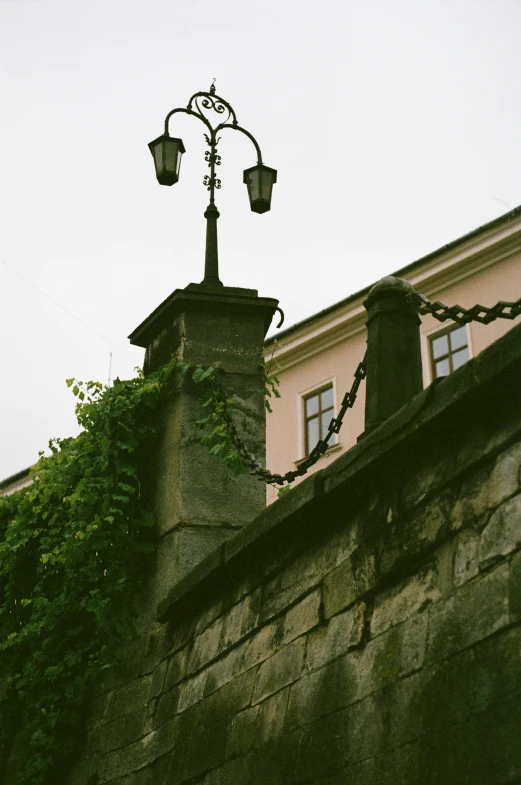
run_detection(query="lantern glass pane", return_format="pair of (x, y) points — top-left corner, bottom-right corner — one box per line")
(248, 169), (261, 201)
(261, 170), (273, 201)
(152, 142), (163, 175)
(164, 139), (178, 174)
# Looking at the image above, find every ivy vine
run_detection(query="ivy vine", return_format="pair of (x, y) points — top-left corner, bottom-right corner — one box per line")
(0, 356), (278, 784)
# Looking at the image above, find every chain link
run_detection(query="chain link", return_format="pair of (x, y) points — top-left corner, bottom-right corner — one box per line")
(220, 353), (367, 487)
(408, 291), (521, 325)
(217, 288), (520, 487)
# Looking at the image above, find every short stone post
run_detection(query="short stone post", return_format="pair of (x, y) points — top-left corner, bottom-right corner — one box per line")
(363, 276), (423, 433)
(129, 281), (278, 607)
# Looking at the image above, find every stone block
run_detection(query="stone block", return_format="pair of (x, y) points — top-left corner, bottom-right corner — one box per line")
(104, 675), (152, 724)
(252, 638), (305, 704)
(164, 646), (189, 693)
(188, 616), (224, 672)
(371, 567), (439, 637)
(149, 660), (167, 700)
(357, 623), (402, 699)
(285, 652), (359, 731)
(221, 590), (262, 651)
(510, 549), (521, 623)
(154, 527), (232, 609)
(177, 717), (229, 782)
(400, 612), (428, 676)
(153, 685), (179, 728)
(177, 670), (207, 714)
(282, 590), (322, 645)
(256, 686), (291, 746)
(91, 709), (146, 755)
(390, 625), (521, 749)
(453, 529), (480, 587)
(450, 442), (521, 532)
(203, 644), (245, 696)
(227, 705), (260, 758)
(306, 602), (366, 672)
(479, 493), (521, 569)
(427, 562), (509, 663)
(203, 754), (254, 785)
(261, 576), (317, 622)
(238, 620), (280, 673)
(323, 552), (375, 619)
(194, 598), (224, 636)
(199, 668), (256, 733)
(98, 716), (179, 782)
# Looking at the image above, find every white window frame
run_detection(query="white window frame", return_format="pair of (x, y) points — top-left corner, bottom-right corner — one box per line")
(422, 322), (473, 386)
(296, 376), (338, 462)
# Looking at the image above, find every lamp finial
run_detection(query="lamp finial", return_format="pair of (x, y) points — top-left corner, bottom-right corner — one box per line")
(210, 78), (216, 95)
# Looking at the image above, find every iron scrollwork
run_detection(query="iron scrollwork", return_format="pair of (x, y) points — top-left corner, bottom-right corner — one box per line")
(163, 79), (266, 284)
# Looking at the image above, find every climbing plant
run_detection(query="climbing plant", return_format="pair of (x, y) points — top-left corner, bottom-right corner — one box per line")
(0, 356), (274, 784)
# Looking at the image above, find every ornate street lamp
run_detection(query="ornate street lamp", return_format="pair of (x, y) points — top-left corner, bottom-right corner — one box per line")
(148, 80), (277, 286)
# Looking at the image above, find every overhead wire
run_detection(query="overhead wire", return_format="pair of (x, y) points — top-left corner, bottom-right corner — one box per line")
(0, 258), (142, 361)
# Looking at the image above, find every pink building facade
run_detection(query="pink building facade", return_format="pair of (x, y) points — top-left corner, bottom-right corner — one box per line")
(264, 206), (521, 503)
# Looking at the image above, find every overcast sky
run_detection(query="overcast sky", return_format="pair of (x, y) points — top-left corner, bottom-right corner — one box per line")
(1, 0), (521, 480)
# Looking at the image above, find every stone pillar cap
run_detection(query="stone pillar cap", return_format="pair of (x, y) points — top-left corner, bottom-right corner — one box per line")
(364, 276), (416, 304)
(128, 282), (279, 349)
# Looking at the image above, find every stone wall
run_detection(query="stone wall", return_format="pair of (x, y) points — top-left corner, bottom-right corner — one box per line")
(65, 320), (521, 785)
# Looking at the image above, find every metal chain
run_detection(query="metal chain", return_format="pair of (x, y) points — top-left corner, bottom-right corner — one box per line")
(220, 353), (367, 487)
(408, 291), (521, 325)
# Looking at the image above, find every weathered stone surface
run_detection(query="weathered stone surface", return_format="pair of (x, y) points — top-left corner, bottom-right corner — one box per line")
(90, 709), (146, 755)
(155, 527), (231, 608)
(451, 441), (521, 531)
(479, 493), (521, 569)
(453, 528), (480, 587)
(323, 552), (375, 619)
(54, 322), (521, 785)
(227, 705), (260, 758)
(153, 685), (179, 729)
(371, 567), (439, 637)
(261, 576), (317, 622)
(176, 670), (207, 714)
(104, 675), (153, 724)
(510, 549), (521, 623)
(400, 612), (428, 676)
(149, 660), (167, 700)
(256, 686), (290, 745)
(98, 716), (179, 782)
(252, 639), (305, 704)
(282, 590), (321, 644)
(164, 647), (189, 693)
(306, 602), (366, 672)
(203, 754), (253, 785)
(188, 616), (224, 673)
(427, 562), (509, 663)
(221, 590), (261, 651)
(238, 620), (281, 674)
(285, 652), (359, 731)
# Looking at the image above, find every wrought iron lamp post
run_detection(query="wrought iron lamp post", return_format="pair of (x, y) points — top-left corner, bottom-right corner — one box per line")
(148, 80), (277, 287)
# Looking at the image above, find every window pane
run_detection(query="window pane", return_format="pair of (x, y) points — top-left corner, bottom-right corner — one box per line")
(431, 334), (449, 359)
(452, 347), (469, 370)
(320, 387), (334, 410)
(435, 358), (450, 377)
(449, 326), (467, 351)
(305, 394), (319, 416)
(321, 410), (333, 437)
(307, 417), (319, 452)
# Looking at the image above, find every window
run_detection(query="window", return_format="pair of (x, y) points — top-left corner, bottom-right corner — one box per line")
(429, 324), (470, 379)
(303, 384), (334, 455)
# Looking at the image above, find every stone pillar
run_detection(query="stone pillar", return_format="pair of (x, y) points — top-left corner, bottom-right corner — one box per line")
(363, 276), (423, 433)
(128, 281), (278, 607)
